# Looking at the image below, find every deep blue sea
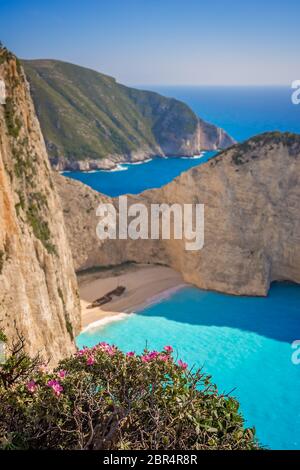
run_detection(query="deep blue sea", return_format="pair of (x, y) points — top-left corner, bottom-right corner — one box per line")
(149, 85), (300, 142)
(64, 152), (216, 197)
(73, 87), (300, 449)
(65, 86), (300, 196)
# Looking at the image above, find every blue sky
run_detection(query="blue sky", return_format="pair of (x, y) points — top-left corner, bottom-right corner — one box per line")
(1, 0), (299, 85)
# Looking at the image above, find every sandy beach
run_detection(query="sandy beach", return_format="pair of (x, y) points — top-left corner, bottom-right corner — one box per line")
(78, 264), (186, 330)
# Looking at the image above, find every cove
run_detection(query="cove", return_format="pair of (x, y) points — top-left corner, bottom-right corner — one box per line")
(63, 152), (215, 197)
(77, 282), (300, 450)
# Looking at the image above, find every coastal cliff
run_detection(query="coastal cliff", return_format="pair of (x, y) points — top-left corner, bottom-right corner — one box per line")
(56, 132), (300, 296)
(23, 59), (235, 170)
(0, 48), (81, 362)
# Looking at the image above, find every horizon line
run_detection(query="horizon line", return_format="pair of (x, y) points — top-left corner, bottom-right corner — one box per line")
(130, 83), (291, 88)
(19, 57), (292, 89)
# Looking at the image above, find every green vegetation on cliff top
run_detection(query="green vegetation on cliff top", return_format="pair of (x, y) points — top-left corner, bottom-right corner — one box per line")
(22, 59), (199, 164)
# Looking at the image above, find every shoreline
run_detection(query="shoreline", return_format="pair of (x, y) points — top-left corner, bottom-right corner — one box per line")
(57, 152), (207, 174)
(81, 283), (187, 333)
(79, 264), (187, 332)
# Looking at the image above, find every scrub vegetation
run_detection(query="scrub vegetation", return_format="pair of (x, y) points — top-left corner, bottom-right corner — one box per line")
(0, 331), (260, 450)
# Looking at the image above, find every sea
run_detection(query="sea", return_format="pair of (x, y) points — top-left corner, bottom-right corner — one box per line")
(65, 86), (300, 196)
(68, 86), (300, 449)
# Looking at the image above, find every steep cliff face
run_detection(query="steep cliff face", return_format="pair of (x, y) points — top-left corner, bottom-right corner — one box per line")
(23, 60), (235, 170)
(0, 48), (81, 363)
(56, 132), (300, 296)
(198, 118), (235, 150)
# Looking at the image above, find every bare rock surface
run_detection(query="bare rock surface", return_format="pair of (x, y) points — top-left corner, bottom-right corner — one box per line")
(0, 49), (81, 363)
(56, 132), (300, 296)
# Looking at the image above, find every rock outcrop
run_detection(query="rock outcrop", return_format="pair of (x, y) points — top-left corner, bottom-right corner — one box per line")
(56, 132), (300, 296)
(23, 60), (235, 171)
(0, 48), (81, 363)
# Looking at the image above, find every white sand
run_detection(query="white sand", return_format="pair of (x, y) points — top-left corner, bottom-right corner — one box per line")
(78, 264), (186, 330)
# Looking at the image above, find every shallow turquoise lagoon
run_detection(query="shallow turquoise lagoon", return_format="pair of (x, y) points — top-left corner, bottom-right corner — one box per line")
(77, 282), (300, 450)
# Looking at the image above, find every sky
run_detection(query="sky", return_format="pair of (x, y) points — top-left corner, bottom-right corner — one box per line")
(1, 0), (300, 86)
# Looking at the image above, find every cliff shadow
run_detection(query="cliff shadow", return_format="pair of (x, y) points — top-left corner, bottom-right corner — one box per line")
(137, 281), (300, 344)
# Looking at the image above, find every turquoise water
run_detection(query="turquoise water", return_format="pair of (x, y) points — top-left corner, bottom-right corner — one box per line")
(77, 282), (300, 450)
(72, 87), (300, 448)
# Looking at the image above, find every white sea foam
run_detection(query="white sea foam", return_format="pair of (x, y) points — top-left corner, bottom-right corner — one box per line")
(82, 284), (187, 334)
(182, 152), (205, 160)
(105, 164), (128, 172)
(113, 164), (128, 172)
(123, 159), (152, 165)
(61, 154), (204, 176)
(82, 164), (129, 173)
(82, 312), (132, 333)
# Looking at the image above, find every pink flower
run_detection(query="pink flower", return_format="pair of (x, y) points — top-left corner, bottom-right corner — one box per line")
(98, 343), (116, 355)
(141, 351), (158, 362)
(164, 345), (173, 353)
(57, 370), (67, 379)
(47, 379), (63, 397)
(141, 355), (151, 363)
(77, 347), (89, 357)
(106, 346), (116, 356)
(26, 380), (38, 393)
(178, 359), (188, 370)
(87, 356), (95, 366)
(148, 350), (158, 359)
(107, 345), (117, 356)
(126, 351), (135, 357)
(159, 354), (169, 362)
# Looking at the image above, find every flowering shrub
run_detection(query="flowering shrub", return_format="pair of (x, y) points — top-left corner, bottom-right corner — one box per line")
(0, 337), (260, 450)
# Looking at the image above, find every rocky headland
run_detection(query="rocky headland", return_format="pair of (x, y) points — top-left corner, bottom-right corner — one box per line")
(23, 59), (235, 171)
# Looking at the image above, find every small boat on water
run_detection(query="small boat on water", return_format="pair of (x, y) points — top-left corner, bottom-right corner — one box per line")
(87, 286), (126, 309)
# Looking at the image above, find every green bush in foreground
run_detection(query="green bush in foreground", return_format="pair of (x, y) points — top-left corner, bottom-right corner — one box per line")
(0, 335), (260, 450)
